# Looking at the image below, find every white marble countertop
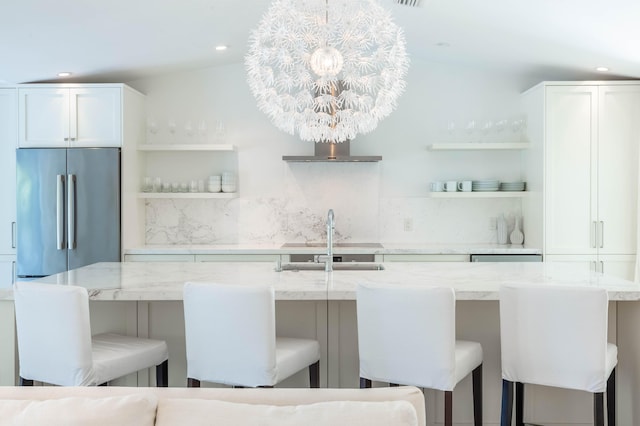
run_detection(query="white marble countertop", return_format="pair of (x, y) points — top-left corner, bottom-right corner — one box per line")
(4, 261), (639, 301)
(123, 243), (542, 256)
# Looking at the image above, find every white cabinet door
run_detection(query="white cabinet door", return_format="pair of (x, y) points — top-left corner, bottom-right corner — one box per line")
(18, 88), (69, 147)
(545, 86), (598, 255)
(0, 257), (15, 288)
(601, 255), (636, 281)
(0, 89), (16, 254)
(71, 88), (121, 147)
(18, 87), (122, 147)
(597, 85), (640, 255)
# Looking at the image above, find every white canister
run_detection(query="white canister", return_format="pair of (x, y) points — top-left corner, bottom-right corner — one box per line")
(497, 214), (508, 245)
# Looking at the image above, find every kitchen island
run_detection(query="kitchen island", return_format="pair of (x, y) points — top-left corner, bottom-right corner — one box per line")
(2, 261), (640, 426)
(6, 260), (636, 301)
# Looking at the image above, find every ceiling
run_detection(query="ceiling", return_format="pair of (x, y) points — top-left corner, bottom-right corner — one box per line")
(2, 0), (640, 85)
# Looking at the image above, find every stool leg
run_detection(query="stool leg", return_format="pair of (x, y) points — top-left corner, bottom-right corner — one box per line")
(607, 367), (616, 426)
(187, 378), (201, 387)
(472, 364), (482, 426)
(360, 377), (372, 388)
(500, 379), (514, 426)
(444, 390), (453, 426)
(515, 382), (524, 426)
(19, 377), (33, 386)
(309, 361), (320, 388)
(594, 392), (605, 426)
(156, 360), (168, 387)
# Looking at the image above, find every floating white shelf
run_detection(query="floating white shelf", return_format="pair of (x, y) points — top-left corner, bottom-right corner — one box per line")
(429, 191), (527, 198)
(138, 192), (237, 199)
(427, 142), (530, 151)
(138, 144), (236, 152)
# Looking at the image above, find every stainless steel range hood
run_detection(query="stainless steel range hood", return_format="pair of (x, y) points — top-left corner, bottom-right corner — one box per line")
(282, 140), (382, 162)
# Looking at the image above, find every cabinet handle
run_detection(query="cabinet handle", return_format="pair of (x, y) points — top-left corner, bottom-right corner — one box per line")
(591, 261), (597, 272)
(12, 261), (15, 284)
(600, 261), (604, 274)
(599, 221), (604, 249)
(591, 221), (597, 248)
(70, 137), (76, 141)
(64, 137), (69, 141)
(11, 222), (16, 248)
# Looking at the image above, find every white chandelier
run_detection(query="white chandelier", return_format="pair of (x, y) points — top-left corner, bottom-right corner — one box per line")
(245, 0), (409, 143)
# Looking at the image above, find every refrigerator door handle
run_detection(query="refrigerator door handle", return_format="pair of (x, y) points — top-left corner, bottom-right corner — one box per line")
(67, 174), (76, 250)
(56, 174), (65, 250)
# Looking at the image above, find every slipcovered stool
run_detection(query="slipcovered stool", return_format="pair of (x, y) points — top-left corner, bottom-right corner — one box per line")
(499, 284), (617, 426)
(14, 282), (168, 386)
(183, 282), (320, 388)
(356, 284), (483, 426)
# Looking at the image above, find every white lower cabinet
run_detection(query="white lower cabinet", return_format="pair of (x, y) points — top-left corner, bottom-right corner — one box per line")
(123, 254), (281, 262)
(195, 254), (280, 262)
(383, 254), (468, 262)
(0, 256), (15, 288)
(123, 254), (195, 262)
(545, 254), (636, 280)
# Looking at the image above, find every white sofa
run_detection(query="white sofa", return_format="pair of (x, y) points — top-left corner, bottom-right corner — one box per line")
(0, 386), (425, 426)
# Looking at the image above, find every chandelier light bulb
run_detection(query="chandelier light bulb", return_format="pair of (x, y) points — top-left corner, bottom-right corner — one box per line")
(310, 46), (344, 77)
(245, 0), (409, 143)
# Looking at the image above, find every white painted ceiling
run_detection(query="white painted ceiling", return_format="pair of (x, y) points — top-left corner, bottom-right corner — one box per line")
(2, 0), (639, 84)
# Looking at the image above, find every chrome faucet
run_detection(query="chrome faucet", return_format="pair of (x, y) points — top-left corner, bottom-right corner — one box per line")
(326, 209), (335, 272)
(315, 209), (335, 271)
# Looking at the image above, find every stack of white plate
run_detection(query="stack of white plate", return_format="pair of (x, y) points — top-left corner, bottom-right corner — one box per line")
(472, 180), (500, 191)
(500, 181), (526, 191)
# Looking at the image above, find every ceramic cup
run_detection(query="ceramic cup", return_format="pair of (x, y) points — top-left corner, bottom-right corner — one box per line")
(457, 180), (472, 192)
(445, 181), (457, 192)
(430, 181), (444, 192)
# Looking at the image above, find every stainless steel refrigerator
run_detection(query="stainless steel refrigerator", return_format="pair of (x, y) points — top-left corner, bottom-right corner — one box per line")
(16, 148), (120, 279)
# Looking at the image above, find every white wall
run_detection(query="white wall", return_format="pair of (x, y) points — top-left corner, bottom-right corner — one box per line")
(128, 60), (531, 245)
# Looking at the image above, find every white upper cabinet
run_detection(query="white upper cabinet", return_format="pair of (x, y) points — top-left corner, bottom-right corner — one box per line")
(0, 88), (17, 254)
(18, 87), (122, 147)
(597, 85), (640, 255)
(545, 85), (597, 255)
(544, 84), (640, 256)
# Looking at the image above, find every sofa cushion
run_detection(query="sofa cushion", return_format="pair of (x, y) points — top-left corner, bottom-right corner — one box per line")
(0, 394), (157, 426)
(156, 398), (418, 426)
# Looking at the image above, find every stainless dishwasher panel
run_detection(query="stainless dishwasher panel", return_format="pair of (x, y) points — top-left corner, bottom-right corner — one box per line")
(290, 253), (375, 263)
(470, 254), (542, 262)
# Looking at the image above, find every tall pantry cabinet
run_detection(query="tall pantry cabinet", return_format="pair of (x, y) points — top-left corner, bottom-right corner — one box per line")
(0, 88), (16, 287)
(522, 82), (640, 280)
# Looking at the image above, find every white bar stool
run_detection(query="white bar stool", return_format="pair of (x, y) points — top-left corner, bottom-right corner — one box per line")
(499, 284), (617, 426)
(183, 282), (321, 388)
(356, 284), (483, 426)
(14, 282), (169, 386)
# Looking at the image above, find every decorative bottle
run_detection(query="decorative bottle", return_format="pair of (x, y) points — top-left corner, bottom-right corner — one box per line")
(510, 216), (524, 245)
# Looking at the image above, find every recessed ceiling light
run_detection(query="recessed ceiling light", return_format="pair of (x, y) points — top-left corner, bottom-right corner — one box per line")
(595, 67), (609, 72)
(435, 42), (450, 48)
(57, 72), (72, 77)
(215, 45), (228, 51)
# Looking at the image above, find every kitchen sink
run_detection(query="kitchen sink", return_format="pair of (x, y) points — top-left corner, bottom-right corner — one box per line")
(278, 262), (385, 271)
(281, 242), (384, 248)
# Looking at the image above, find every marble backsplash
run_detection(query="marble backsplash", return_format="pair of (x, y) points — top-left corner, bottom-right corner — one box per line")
(145, 196), (522, 245)
(144, 161), (524, 245)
